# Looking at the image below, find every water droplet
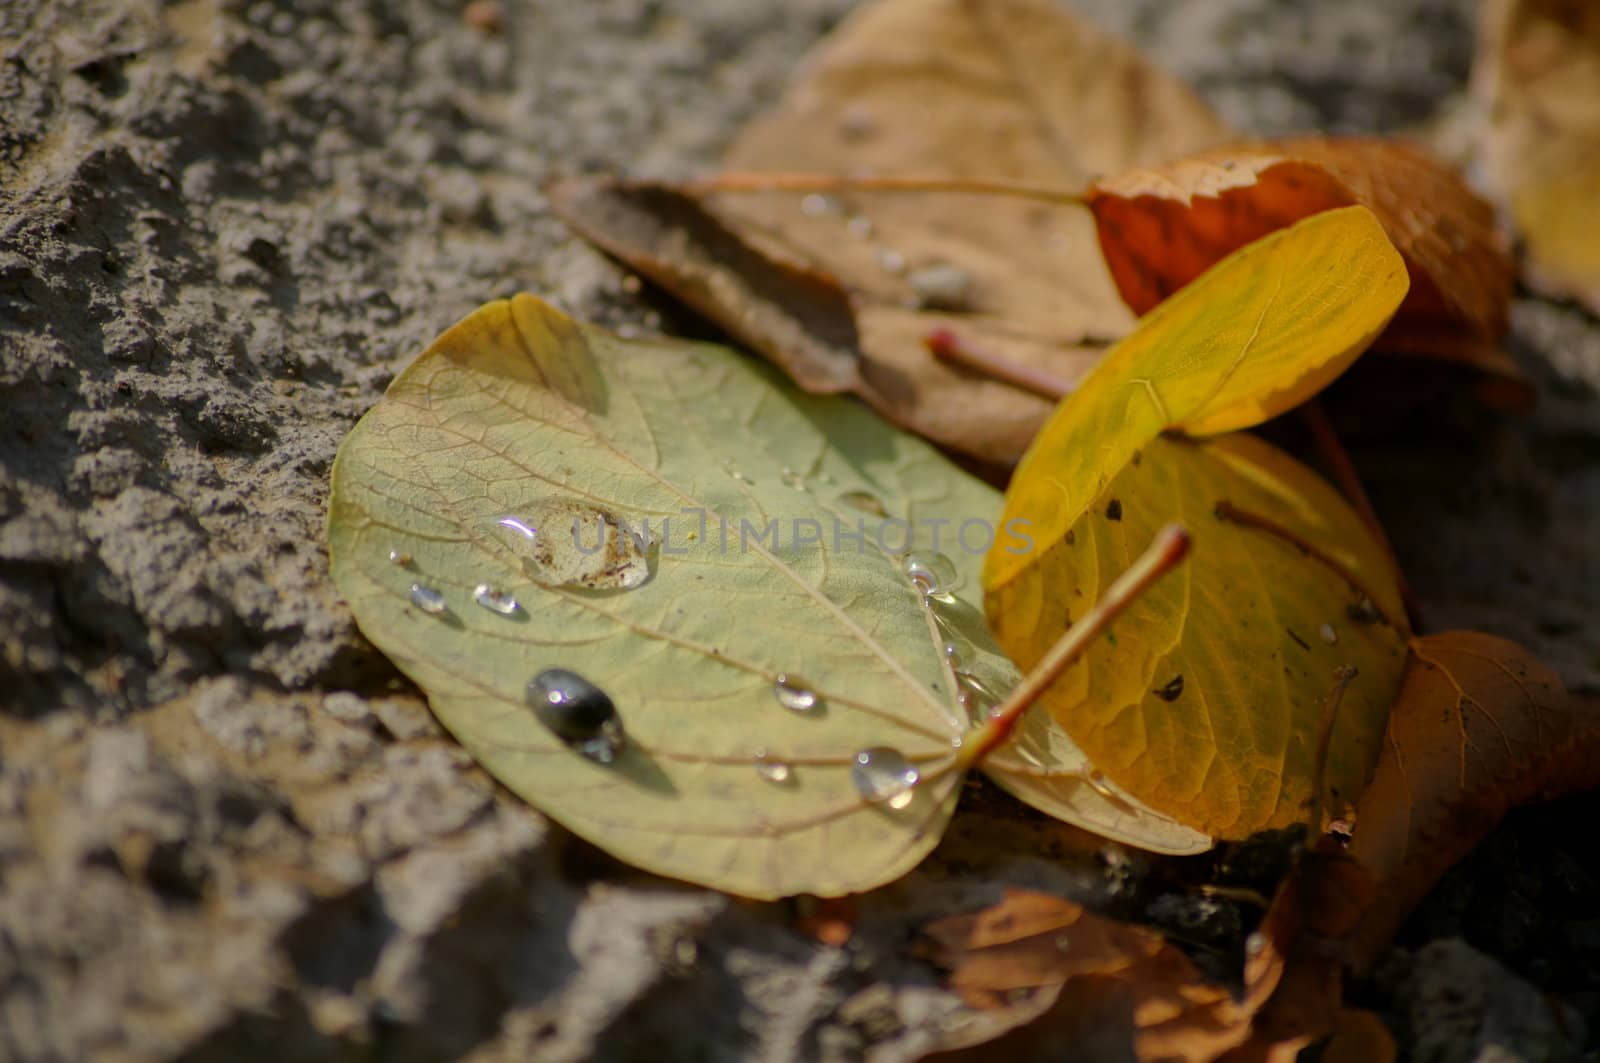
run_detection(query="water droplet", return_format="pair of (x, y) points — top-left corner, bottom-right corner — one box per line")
(851, 747), (919, 809)
(495, 500), (653, 591)
(527, 668), (624, 763)
(754, 749), (793, 784)
(1320, 623), (1339, 645)
(801, 193), (838, 217)
(941, 639), (966, 670)
(388, 549), (412, 567)
(1245, 931), (1267, 957)
(1084, 770), (1119, 800)
(908, 262), (973, 311)
(837, 490), (887, 517)
(780, 467), (809, 491)
(409, 583), (447, 615)
(877, 247), (906, 275)
(720, 458), (754, 485)
(473, 583), (521, 616)
(846, 214), (874, 239)
(1054, 934), (1072, 953)
(904, 552), (960, 598)
(1347, 598), (1381, 625)
(773, 673), (820, 713)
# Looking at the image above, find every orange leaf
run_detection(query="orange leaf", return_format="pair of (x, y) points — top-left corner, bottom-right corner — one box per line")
(1087, 138), (1527, 404)
(1343, 631), (1600, 969)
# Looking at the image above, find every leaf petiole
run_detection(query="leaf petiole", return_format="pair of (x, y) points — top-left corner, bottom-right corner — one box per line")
(682, 171), (1089, 208)
(954, 524), (1192, 770)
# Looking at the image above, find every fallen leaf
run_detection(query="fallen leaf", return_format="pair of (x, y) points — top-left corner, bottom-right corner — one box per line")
(1473, 0), (1600, 315)
(723, 0), (1230, 186)
(920, 881), (1293, 1062)
(985, 206), (1414, 839)
(327, 293), (1202, 898)
(1342, 631), (1600, 969)
(1087, 138), (1525, 400)
(551, 0), (1229, 465)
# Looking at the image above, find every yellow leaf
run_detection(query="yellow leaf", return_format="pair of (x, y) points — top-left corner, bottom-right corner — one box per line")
(984, 207), (1412, 837)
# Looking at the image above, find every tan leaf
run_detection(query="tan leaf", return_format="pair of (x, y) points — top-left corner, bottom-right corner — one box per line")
(1473, 0), (1600, 315)
(560, 0), (1229, 465)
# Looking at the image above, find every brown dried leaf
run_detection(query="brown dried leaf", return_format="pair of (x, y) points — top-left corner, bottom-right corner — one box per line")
(1087, 138), (1525, 401)
(1473, 0), (1600, 315)
(1342, 631), (1600, 968)
(921, 885), (1292, 1061)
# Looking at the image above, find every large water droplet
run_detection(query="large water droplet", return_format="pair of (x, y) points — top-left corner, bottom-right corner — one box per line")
(773, 673), (820, 713)
(494, 499), (653, 591)
(527, 668), (624, 763)
(754, 749), (793, 784)
(837, 490), (887, 517)
(473, 583), (521, 616)
(904, 552), (960, 600)
(409, 583), (447, 615)
(851, 747), (919, 810)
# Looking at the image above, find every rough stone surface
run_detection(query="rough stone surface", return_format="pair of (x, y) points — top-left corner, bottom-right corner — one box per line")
(1, 0), (1596, 1060)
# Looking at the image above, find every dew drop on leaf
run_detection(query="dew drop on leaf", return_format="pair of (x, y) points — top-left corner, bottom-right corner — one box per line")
(837, 490), (888, 517)
(1320, 623), (1339, 645)
(754, 749), (793, 784)
(800, 193), (838, 217)
(472, 583), (521, 616)
(773, 673), (820, 713)
(527, 667), (624, 763)
(904, 551), (960, 600)
(780, 467), (808, 491)
(409, 583), (447, 615)
(388, 549), (412, 567)
(851, 747), (919, 810)
(495, 500), (654, 591)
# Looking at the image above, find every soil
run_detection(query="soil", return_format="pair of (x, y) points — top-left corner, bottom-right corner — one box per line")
(1, 0), (1596, 1061)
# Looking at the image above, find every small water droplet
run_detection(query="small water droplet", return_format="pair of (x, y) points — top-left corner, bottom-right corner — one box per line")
(409, 583), (447, 615)
(773, 673), (820, 713)
(908, 262), (973, 311)
(1154, 675), (1184, 702)
(941, 639), (968, 670)
(528, 668), (624, 763)
(904, 552), (960, 598)
(473, 583), (521, 615)
(1054, 934), (1073, 953)
(1245, 931), (1267, 957)
(801, 193), (838, 218)
(720, 458), (754, 484)
(877, 247), (906, 275)
(1320, 623), (1339, 645)
(388, 549), (413, 567)
(779, 467), (809, 491)
(1084, 770), (1119, 801)
(851, 747), (919, 809)
(846, 214), (874, 239)
(837, 490), (887, 517)
(754, 749), (793, 783)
